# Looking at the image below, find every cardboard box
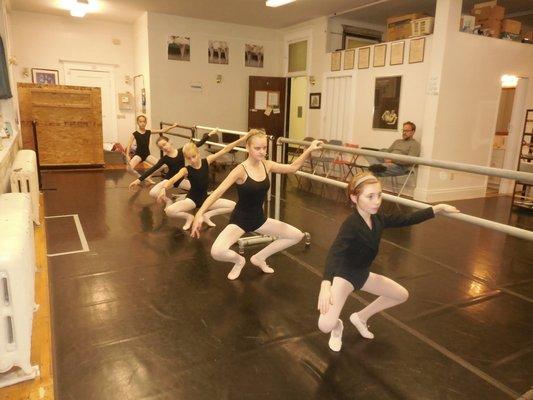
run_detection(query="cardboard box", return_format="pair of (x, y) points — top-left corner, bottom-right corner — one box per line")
(480, 18), (501, 37)
(460, 15), (476, 33)
(502, 19), (521, 34)
(386, 13), (427, 41)
(473, 1), (497, 9)
(471, 5), (505, 22)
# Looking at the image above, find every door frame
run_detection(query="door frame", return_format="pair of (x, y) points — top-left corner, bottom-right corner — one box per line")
(61, 61), (118, 143)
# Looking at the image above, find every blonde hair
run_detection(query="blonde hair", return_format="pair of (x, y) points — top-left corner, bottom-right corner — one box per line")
(246, 129), (267, 145)
(347, 171), (379, 199)
(183, 142), (199, 157)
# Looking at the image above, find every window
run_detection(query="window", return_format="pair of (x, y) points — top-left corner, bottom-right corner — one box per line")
(288, 40), (307, 73)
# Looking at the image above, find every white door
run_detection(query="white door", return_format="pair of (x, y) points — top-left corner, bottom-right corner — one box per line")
(65, 67), (118, 143)
(322, 75), (353, 143)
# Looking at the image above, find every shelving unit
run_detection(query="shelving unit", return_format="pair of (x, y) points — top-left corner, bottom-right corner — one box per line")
(512, 109), (533, 210)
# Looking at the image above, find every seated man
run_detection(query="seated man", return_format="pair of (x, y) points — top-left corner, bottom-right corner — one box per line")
(368, 121), (420, 176)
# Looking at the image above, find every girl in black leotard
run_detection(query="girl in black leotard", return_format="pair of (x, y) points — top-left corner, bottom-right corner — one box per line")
(125, 115), (185, 181)
(157, 132), (247, 230)
(128, 130), (215, 205)
(317, 171), (458, 352)
(190, 130), (322, 280)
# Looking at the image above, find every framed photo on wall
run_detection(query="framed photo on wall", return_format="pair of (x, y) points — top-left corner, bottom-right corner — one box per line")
(168, 35), (190, 61)
(309, 92), (321, 109)
(357, 47), (370, 69)
(331, 51), (341, 71)
(31, 68), (59, 85)
(409, 37), (425, 64)
(373, 76), (402, 130)
(390, 41), (405, 65)
(373, 44), (386, 67)
(343, 49), (355, 70)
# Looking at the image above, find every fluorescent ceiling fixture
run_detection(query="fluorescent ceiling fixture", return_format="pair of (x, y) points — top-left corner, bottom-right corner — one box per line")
(266, 0), (296, 7)
(501, 74), (519, 88)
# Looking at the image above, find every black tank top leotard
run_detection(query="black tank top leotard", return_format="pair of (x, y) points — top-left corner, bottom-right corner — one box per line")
(133, 130), (152, 161)
(186, 158), (209, 207)
(229, 161), (270, 232)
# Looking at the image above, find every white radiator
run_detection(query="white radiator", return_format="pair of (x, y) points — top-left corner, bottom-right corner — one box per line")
(10, 150), (40, 226)
(0, 193), (40, 387)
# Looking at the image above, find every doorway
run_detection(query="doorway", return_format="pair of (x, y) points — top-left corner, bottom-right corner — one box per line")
(63, 62), (118, 143)
(487, 87), (515, 193)
(287, 76), (308, 142)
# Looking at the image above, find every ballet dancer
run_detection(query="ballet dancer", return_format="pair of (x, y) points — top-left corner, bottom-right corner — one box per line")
(157, 131), (251, 229)
(128, 129), (216, 203)
(317, 171), (459, 351)
(125, 115), (188, 182)
(191, 130), (322, 280)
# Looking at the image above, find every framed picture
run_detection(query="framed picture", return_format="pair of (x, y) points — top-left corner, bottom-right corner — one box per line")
(331, 51), (341, 71)
(343, 49), (355, 70)
(168, 35), (190, 61)
(373, 76), (402, 130)
(373, 44), (386, 67)
(309, 92), (321, 109)
(390, 41), (405, 66)
(409, 37), (425, 64)
(208, 40), (229, 64)
(31, 68), (59, 85)
(245, 43), (264, 68)
(357, 47), (370, 69)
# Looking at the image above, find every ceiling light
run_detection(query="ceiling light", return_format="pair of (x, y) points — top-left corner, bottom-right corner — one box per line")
(266, 0), (296, 7)
(501, 74), (519, 88)
(70, 0), (90, 18)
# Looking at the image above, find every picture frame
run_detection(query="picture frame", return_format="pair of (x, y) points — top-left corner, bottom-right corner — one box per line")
(31, 68), (59, 85)
(309, 92), (321, 109)
(245, 43), (264, 68)
(168, 35), (190, 61)
(390, 41), (405, 66)
(373, 44), (387, 67)
(373, 76), (402, 130)
(409, 37), (425, 64)
(357, 47), (370, 69)
(331, 51), (341, 71)
(343, 49), (355, 70)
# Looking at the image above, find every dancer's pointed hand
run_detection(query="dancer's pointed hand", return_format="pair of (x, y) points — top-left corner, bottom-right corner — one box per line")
(129, 179), (140, 190)
(318, 282), (333, 314)
(190, 215), (203, 238)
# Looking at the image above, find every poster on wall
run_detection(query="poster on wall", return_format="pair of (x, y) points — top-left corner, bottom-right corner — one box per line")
(168, 35), (190, 61)
(208, 40), (229, 64)
(245, 44), (264, 68)
(373, 76), (402, 130)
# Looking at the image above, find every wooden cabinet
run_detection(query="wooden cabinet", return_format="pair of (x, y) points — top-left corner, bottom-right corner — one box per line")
(18, 83), (104, 167)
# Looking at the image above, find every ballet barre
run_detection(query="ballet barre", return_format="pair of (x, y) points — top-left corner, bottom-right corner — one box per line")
(274, 139), (533, 242)
(278, 138), (533, 185)
(195, 125), (248, 137)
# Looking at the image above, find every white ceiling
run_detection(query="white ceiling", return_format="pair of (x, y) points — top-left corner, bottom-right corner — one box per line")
(9, 0), (533, 28)
(8, 0), (380, 28)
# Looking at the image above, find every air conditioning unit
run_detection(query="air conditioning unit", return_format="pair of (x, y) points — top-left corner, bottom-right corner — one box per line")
(10, 150), (40, 225)
(0, 193), (40, 387)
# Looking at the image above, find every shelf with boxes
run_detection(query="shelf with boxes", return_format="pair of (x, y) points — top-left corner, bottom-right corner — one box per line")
(460, 2), (532, 44)
(386, 13), (434, 42)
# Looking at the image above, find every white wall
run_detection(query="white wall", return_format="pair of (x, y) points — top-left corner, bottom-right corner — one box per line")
(145, 12), (283, 147)
(418, 32), (533, 202)
(9, 11), (136, 145)
(133, 12), (151, 124)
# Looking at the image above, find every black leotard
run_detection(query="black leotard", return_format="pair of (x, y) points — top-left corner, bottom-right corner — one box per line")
(186, 158), (209, 207)
(229, 161), (270, 232)
(133, 130), (152, 161)
(324, 207), (434, 289)
(138, 134), (210, 187)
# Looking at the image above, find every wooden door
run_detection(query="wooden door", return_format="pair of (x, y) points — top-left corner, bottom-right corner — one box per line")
(18, 83), (104, 167)
(248, 76), (286, 139)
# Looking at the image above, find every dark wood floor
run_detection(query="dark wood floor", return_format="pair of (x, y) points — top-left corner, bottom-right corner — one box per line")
(42, 169), (533, 400)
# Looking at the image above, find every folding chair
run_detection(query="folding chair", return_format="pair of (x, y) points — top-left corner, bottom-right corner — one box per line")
(391, 165), (417, 197)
